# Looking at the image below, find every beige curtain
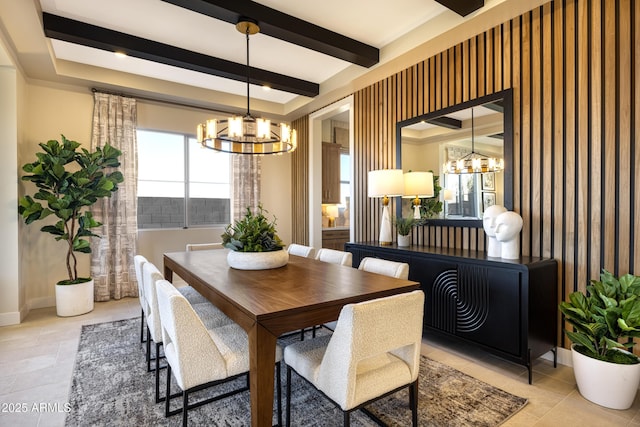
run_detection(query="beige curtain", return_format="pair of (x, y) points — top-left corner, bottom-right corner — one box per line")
(232, 155), (261, 221)
(90, 92), (138, 301)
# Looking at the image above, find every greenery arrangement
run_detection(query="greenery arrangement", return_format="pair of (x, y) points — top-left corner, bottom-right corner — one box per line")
(18, 135), (123, 286)
(221, 204), (284, 252)
(394, 216), (417, 236)
(559, 269), (640, 364)
(418, 173), (442, 220)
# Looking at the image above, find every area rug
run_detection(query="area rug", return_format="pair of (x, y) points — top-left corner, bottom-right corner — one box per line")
(65, 318), (527, 426)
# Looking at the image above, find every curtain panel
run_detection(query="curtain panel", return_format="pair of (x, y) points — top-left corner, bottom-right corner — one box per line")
(90, 92), (138, 301)
(232, 155), (261, 221)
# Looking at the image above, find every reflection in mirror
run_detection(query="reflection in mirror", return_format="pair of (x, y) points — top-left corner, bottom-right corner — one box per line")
(396, 89), (513, 227)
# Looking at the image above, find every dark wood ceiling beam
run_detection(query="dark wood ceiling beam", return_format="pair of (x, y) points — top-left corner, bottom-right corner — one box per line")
(426, 116), (461, 129)
(434, 0), (484, 17)
(42, 12), (319, 97)
(161, 0), (379, 68)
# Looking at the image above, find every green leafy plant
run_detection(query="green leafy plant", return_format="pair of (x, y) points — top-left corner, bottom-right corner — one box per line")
(394, 216), (417, 236)
(559, 269), (640, 364)
(418, 173), (442, 220)
(18, 135), (123, 286)
(221, 204), (284, 252)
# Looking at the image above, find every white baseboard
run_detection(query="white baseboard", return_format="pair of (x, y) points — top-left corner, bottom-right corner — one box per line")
(28, 296), (55, 310)
(541, 346), (573, 367)
(0, 311), (21, 326)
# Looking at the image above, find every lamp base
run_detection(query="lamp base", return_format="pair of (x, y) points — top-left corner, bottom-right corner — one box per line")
(379, 241), (392, 246)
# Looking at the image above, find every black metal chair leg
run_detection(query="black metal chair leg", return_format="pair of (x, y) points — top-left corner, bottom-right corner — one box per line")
(140, 308), (145, 343)
(343, 411), (350, 427)
(285, 366), (292, 427)
(182, 389), (189, 427)
(155, 342), (162, 403)
(165, 365), (172, 417)
(410, 380), (418, 426)
(146, 327), (152, 372)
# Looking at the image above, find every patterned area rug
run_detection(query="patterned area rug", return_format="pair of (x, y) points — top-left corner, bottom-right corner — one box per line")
(65, 318), (527, 426)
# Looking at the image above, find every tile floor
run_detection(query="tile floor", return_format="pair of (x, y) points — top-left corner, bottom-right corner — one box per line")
(1, 298), (639, 427)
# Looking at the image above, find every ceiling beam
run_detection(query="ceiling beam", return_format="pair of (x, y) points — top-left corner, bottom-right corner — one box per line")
(161, 0), (379, 68)
(427, 116), (461, 129)
(434, 0), (484, 17)
(42, 12), (319, 97)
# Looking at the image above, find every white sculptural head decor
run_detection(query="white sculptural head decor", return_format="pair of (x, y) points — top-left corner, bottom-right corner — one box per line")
(494, 211), (524, 259)
(482, 204), (507, 257)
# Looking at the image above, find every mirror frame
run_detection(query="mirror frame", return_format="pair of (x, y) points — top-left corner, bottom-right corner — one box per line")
(395, 88), (513, 228)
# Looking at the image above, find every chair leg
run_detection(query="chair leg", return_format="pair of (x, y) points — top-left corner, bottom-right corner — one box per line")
(182, 389), (189, 427)
(343, 411), (350, 427)
(146, 327), (152, 372)
(276, 362), (282, 427)
(300, 328), (305, 341)
(165, 365), (172, 417)
(410, 380), (418, 427)
(285, 366), (292, 427)
(155, 342), (162, 403)
(140, 308), (145, 343)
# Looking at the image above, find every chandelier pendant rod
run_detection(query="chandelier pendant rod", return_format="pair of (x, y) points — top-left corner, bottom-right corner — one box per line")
(245, 27), (251, 118)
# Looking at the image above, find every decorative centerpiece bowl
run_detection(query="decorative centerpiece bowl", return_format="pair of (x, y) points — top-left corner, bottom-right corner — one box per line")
(221, 204), (288, 270)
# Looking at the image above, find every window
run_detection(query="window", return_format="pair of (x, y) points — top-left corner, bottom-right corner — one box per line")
(137, 129), (231, 229)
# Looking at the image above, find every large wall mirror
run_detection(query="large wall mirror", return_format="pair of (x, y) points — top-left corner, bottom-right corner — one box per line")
(396, 89), (513, 227)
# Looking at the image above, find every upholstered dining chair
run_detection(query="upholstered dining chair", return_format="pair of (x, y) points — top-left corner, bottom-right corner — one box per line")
(142, 262), (232, 403)
(284, 290), (424, 426)
(315, 248), (352, 266)
(185, 242), (223, 251)
(287, 243), (315, 259)
(156, 279), (283, 426)
(322, 256), (410, 334)
(358, 257), (410, 280)
(134, 254), (149, 344)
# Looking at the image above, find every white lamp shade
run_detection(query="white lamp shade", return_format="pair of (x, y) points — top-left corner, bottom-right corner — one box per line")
(326, 205), (339, 218)
(367, 169), (404, 198)
(402, 171), (434, 198)
(443, 189), (456, 202)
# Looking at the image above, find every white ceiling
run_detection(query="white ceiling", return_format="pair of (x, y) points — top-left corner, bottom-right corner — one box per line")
(0, 0), (533, 120)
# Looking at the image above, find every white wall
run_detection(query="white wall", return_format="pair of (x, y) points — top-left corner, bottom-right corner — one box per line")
(0, 64), (20, 325)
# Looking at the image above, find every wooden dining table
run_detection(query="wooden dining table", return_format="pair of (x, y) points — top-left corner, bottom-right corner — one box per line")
(163, 249), (420, 427)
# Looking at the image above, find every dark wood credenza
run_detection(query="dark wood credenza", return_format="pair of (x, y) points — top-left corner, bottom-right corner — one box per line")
(345, 242), (558, 384)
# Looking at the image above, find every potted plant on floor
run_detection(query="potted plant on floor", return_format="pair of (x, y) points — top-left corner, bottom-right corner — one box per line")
(394, 216), (416, 247)
(18, 135), (123, 317)
(221, 204), (288, 270)
(559, 269), (640, 409)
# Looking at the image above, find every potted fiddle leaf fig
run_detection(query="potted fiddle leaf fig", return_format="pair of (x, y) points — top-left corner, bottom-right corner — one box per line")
(221, 204), (288, 270)
(18, 135), (123, 316)
(558, 269), (640, 409)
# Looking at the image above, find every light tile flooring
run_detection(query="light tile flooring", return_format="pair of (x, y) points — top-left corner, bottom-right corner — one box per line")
(1, 298), (640, 427)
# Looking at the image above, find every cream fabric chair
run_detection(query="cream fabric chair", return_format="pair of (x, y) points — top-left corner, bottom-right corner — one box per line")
(287, 243), (315, 258)
(185, 242), (223, 251)
(134, 254), (149, 343)
(142, 262), (232, 403)
(315, 248), (352, 266)
(156, 279), (283, 426)
(284, 290), (424, 426)
(358, 257), (410, 280)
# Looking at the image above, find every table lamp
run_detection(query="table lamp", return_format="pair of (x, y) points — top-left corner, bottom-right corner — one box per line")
(326, 205), (339, 227)
(368, 169), (404, 245)
(443, 189), (456, 203)
(402, 171), (434, 219)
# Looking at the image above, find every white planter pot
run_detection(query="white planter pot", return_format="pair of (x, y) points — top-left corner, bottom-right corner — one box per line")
(571, 344), (640, 410)
(55, 279), (94, 317)
(397, 234), (411, 247)
(227, 249), (289, 270)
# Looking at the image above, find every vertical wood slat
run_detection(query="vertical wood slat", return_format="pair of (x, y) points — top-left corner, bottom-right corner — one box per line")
(290, 115), (309, 245)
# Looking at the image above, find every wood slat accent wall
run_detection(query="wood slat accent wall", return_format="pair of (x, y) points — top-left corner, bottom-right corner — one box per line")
(290, 115), (310, 245)
(348, 0), (638, 348)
